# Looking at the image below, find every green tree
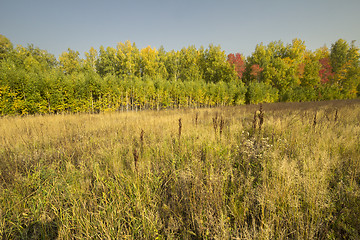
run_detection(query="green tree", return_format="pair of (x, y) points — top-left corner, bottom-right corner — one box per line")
(202, 44), (236, 83)
(246, 81), (279, 104)
(164, 50), (180, 81)
(330, 39), (349, 74)
(245, 40), (308, 100)
(157, 46), (169, 80)
(59, 48), (81, 74)
(330, 39), (360, 98)
(178, 46), (202, 82)
(300, 52), (321, 88)
(343, 41), (360, 98)
(96, 46), (118, 76)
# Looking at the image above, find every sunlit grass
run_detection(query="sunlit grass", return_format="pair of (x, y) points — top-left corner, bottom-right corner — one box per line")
(0, 99), (359, 239)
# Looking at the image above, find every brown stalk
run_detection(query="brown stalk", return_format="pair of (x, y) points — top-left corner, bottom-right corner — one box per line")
(140, 129), (145, 154)
(253, 110), (258, 131)
(313, 112), (317, 127)
(133, 148), (139, 172)
(258, 104), (264, 131)
(219, 116), (225, 139)
(195, 112), (199, 126)
(178, 118), (182, 140)
(334, 109), (338, 122)
(212, 115), (218, 136)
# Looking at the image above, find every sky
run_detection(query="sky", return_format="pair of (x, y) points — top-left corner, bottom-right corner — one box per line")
(1, 0), (360, 59)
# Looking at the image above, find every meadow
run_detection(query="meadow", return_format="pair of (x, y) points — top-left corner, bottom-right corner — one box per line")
(0, 99), (359, 239)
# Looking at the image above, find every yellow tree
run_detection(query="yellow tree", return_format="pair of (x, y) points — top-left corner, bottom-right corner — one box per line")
(84, 47), (98, 72)
(286, 38), (306, 63)
(116, 40), (140, 77)
(299, 51), (321, 88)
(140, 46), (159, 78)
(0, 34), (13, 60)
(59, 48), (81, 74)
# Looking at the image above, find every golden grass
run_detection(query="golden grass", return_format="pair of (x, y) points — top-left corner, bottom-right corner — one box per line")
(0, 99), (360, 239)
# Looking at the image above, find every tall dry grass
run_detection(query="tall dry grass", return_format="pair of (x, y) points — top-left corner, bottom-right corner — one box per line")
(0, 99), (359, 239)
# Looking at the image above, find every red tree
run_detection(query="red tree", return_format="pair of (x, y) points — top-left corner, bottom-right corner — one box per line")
(227, 53), (246, 79)
(250, 64), (263, 81)
(319, 57), (334, 84)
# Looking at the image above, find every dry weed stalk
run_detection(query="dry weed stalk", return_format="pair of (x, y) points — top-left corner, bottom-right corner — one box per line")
(258, 104), (264, 130)
(140, 129), (145, 155)
(252, 104), (265, 131)
(334, 109), (338, 122)
(140, 129), (145, 143)
(133, 147), (139, 172)
(178, 118), (182, 140)
(253, 110), (257, 131)
(313, 111), (317, 127)
(325, 114), (330, 121)
(219, 116), (225, 139)
(195, 112), (199, 126)
(212, 113), (219, 136)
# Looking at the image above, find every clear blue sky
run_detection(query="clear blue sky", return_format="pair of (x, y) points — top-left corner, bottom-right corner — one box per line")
(1, 0), (359, 58)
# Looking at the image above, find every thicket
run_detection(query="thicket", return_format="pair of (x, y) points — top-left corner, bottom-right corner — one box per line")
(1, 100), (359, 239)
(0, 35), (359, 115)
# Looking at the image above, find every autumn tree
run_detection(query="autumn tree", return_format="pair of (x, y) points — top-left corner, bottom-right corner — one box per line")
(244, 42), (274, 84)
(245, 39), (314, 101)
(140, 46), (159, 78)
(1, 37), (359, 115)
(285, 38), (306, 63)
(116, 41), (140, 77)
(319, 57), (334, 84)
(249, 64), (263, 81)
(227, 53), (245, 79)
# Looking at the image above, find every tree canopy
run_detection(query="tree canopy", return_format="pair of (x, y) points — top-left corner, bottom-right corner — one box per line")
(0, 35), (359, 115)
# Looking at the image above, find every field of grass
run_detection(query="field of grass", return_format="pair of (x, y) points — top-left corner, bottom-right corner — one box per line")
(1, 99), (360, 239)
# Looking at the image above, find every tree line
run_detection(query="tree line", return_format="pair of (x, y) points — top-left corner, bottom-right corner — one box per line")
(0, 34), (359, 115)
